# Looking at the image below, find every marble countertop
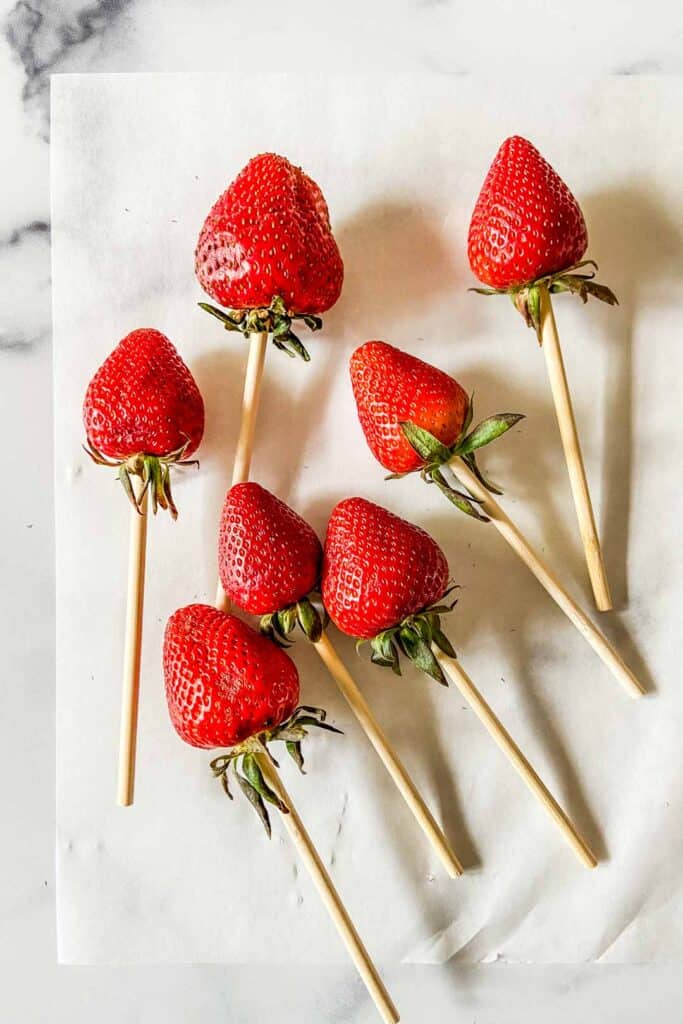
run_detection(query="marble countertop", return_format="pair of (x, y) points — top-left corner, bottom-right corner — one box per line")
(2, 1), (683, 1021)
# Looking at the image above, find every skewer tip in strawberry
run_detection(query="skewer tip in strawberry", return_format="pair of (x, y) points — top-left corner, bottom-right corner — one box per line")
(350, 341), (523, 521)
(83, 328), (204, 518)
(195, 153), (344, 360)
(467, 135), (618, 340)
(322, 497), (457, 686)
(163, 604), (339, 834)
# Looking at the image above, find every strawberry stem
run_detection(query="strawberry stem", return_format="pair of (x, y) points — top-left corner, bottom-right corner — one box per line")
(84, 439), (198, 519)
(208, 705), (342, 837)
(260, 595), (328, 646)
(198, 294), (323, 361)
(469, 258), (619, 344)
(393, 397), (524, 521)
(358, 587), (459, 686)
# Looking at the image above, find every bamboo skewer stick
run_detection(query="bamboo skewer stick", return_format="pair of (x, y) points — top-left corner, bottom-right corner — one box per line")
(117, 482), (149, 806)
(313, 632), (464, 878)
(448, 455), (644, 698)
(538, 286), (612, 611)
(215, 331), (269, 613)
(433, 651), (597, 869)
(255, 743), (399, 1023)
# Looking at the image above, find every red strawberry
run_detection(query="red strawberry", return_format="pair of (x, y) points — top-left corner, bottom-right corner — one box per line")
(322, 498), (455, 683)
(218, 483), (324, 641)
(468, 136), (588, 290)
(164, 604), (299, 749)
(196, 153), (343, 359)
(467, 138), (617, 336)
(83, 328), (204, 516)
(322, 497), (448, 639)
(163, 604), (339, 833)
(350, 341), (523, 521)
(350, 341), (469, 475)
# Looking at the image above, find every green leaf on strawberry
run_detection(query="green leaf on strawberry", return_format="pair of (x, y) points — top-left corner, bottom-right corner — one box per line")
(208, 705), (342, 837)
(395, 402), (523, 520)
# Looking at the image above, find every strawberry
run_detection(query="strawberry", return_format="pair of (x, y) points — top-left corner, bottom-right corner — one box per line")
(195, 153), (344, 360)
(350, 341), (469, 474)
(83, 328), (204, 517)
(350, 341), (524, 521)
(468, 136), (617, 336)
(322, 497), (456, 684)
(163, 604), (338, 833)
(218, 482), (324, 642)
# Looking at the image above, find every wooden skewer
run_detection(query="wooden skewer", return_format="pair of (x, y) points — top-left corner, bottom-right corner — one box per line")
(433, 650), (597, 869)
(255, 743), (400, 1023)
(313, 632), (464, 878)
(538, 285), (612, 611)
(215, 331), (269, 613)
(449, 455), (644, 699)
(117, 481), (149, 806)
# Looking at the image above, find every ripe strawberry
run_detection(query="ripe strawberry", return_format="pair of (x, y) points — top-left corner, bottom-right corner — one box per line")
(468, 136), (587, 289)
(163, 604), (338, 833)
(164, 604), (299, 748)
(468, 137), (617, 335)
(322, 498), (456, 683)
(83, 328), (204, 516)
(195, 153), (344, 359)
(350, 341), (523, 521)
(218, 482), (324, 642)
(350, 341), (469, 475)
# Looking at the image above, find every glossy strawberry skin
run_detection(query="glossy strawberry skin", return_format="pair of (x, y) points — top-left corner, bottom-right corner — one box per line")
(83, 328), (205, 459)
(195, 153), (344, 314)
(322, 498), (449, 639)
(468, 136), (588, 290)
(163, 605), (300, 749)
(350, 341), (469, 474)
(218, 482), (322, 615)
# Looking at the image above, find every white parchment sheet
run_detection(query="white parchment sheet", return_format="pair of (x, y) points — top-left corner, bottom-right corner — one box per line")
(52, 74), (683, 965)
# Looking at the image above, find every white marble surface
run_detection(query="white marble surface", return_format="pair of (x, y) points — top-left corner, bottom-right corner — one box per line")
(2, 1), (683, 1021)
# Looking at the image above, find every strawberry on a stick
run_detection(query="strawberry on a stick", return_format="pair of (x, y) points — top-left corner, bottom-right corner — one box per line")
(83, 328), (205, 805)
(322, 498), (598, 870)
(164, 606), (397, 1020)
(219, 482), (464, 878)
(162, 607), (397, 1022)
(195, 152), (343, 607)
(350, 341), (644, 698)
(468, 136), (616, 611)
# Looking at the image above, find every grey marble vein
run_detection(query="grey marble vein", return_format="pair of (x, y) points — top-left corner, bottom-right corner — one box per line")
(4, 0), (133, 131)
(616, 58), (665, 75)
(1, 218), (50, 246)
(0, 218), (51, 351)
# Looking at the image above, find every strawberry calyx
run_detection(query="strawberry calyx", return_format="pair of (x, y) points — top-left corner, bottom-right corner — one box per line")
(357, 586), (458, 686)
(198, 294), (322, 361)
(391, 397), (524, 521)
(260, 595), (328, 646)
(83, 439), (198, 519)
(470, 259), (619, 344)
(209, 705), (342, 836)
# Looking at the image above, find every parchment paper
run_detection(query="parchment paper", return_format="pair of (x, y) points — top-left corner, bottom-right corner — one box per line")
(52, 73), (683, 965)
